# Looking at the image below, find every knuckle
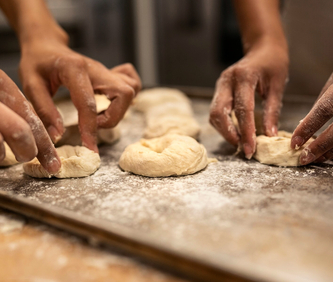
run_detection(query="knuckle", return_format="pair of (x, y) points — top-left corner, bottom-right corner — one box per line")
(121, 85), (135, 99)
(10, 124), (32, 144)
(122, 63), (135, 72)
(60, 55), (87, 70)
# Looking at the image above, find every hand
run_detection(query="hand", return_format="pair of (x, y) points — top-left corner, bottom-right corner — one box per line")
(0, 70), (60, 173)
(291, 73), (333, 165)
(209, 40), (289, 159)
(19, 39), (141, 152)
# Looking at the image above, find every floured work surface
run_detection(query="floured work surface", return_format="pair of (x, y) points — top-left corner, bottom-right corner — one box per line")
(0, 98), (333, 282)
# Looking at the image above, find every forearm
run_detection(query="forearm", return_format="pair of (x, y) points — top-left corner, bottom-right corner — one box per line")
(0, 0), (68, 46)
(233, 0), (287, 53)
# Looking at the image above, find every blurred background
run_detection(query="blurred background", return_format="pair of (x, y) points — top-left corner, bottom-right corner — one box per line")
(0, 0), (332, 101)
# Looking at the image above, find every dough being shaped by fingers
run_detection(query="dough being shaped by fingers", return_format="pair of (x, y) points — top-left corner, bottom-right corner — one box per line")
(144, 115), (200, 139)
(23, 145), (100, 178)
(57, 94), (110, 127)
(133, 88), (191, 112)
(56, 95), (121, 146)
(253, 131), (314, 167)
(119, 134), (208, 177)
(0, 143), (19, 167)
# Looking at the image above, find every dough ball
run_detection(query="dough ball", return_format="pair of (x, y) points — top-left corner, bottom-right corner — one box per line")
(253, 131), (313, 167)
(0, 143), (19, 167)
(23, 145), (100, 178)
(133, 88), (191, 112)
(144, 116), (200, 139)
(119, 134), (208, 177)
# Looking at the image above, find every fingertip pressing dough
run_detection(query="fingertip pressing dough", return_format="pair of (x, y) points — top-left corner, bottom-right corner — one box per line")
(253, 130), (314, 167)
(0, 143), (19, 167)
(119, 134), (209, 177)
(23, 145), (100, 178)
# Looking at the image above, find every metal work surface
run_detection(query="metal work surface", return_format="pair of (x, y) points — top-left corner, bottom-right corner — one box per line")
(0, 98), (333, 282)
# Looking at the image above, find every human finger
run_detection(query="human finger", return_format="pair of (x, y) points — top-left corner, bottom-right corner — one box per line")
(209, 74), (240, 147)
(299, 123), (333, 165)
(0, 70), (60, 173)
(0, 133), (5, 162)
(322, 148), (333, 161)
(262, 78), (284, 137)
(291, 85), (333, 150)
(97, 83), (135, 128)
(110, 63), (142, 93)
(233, 73), (257, 159)
(58, 58), (98, 152)
(0, 102), (37, 162)
(22, 76), (65, 143)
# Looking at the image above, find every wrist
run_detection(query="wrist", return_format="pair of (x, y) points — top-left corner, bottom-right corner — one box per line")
(19, 20), (69, 49)
(245, 34), (288, 55)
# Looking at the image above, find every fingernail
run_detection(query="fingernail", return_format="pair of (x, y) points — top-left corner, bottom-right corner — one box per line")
(47, 125), (62, 144)
(271, 126), (278, 136)
(300, 151), (316, 165)
(243, 143), (254, 159)
(291, 136), (304, 150)
(47, 157), (61, 174)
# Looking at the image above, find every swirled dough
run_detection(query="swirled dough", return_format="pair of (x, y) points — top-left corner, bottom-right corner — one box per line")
(23, 145), (100, 178)
(119, 134), (209, 177)
(0, 143), (18, 167)
(133, 88), (200, 139)
(56, 94), (121, 146)
(253, 131), (314, 167)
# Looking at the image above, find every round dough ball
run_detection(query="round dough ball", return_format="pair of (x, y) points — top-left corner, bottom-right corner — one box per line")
(119, 134), (208, 177)
(0, 143), (19, 167)
(133, 88), (191, 112)
(23, 145), (100, 178)
(144, 116), (200, 139)
(253, 131), (313, 167)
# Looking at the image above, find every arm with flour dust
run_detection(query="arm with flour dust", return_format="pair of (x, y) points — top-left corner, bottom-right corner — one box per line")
(0, 0), (142, 154)
(209, 0), (289, 159)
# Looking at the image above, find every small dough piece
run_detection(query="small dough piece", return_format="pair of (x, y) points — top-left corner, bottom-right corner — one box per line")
(56, 95), (120, 146)
(133, 88), (200, 139)
(0, 143), (19, 167)
(119, 134), (209, 177)
(23, 145), (100, 178)
(253, 131), (314, 167)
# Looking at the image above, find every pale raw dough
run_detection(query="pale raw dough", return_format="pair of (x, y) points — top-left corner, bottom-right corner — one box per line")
(56, 95), (121, 146)
(0, 143), (19, 167)
(133, 88), (191, 113)
(253, 131), (314, 167)
(133, 88), (200, 139)
(119, 134), (209, 177)
(23, 145), (100, 178)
